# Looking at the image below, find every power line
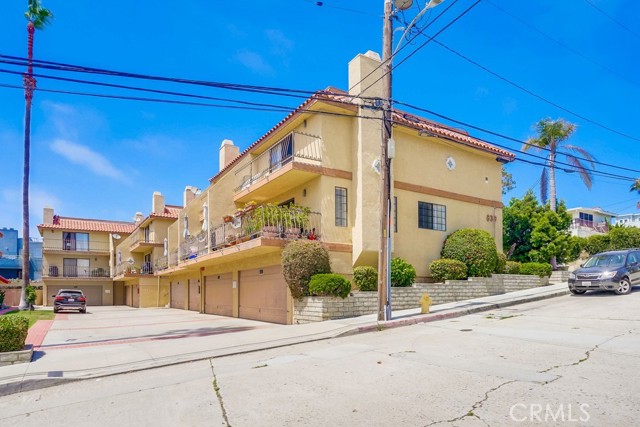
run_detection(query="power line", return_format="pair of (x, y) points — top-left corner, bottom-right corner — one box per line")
(487, 0), (639, 88)
(428, 39), (640, 143)
(395, 100), (640, 175)
(584, 0), (640, 41)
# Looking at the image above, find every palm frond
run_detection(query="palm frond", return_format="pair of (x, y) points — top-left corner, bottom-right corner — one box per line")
(631, 179), (640, 193)
(563, 144), (596, 168)
(565, 155), (593, 190)
(25, 0), (53, 28)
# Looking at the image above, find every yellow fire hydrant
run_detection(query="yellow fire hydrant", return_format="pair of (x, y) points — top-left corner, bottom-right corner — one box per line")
(420, 293), (432, 314)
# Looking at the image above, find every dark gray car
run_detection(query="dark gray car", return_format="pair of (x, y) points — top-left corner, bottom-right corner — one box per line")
(53, 289), (87, 313)
(568, 249), (640, 295)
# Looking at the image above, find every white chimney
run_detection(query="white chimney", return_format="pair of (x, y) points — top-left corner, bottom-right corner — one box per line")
(219, 139), (240, 172)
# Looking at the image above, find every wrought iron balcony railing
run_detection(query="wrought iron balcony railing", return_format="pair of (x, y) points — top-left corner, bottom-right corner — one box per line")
(43, 264), (110, 278)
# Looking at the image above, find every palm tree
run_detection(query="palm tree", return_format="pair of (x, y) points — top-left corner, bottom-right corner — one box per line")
(631, 179), (640, 193)
(522, 118), (595, 212)
(19, 0), (52, 310)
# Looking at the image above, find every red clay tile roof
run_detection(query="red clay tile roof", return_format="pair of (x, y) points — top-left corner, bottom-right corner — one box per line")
(0, 275), (9, 284)
(150, 204), (181, 220)
(38, 217), (136, 234)
(209, 87), (514, 183)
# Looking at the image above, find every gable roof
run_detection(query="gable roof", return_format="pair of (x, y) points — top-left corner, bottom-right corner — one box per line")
(38, 217), (136, 234)
(209, 87), (515, 183)
(150, 205), (181, 220)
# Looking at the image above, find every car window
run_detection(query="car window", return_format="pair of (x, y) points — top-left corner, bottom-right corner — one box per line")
(59, 291), (83, 296)
(583, 254), (626, 268)
(629, 253), (639, 265)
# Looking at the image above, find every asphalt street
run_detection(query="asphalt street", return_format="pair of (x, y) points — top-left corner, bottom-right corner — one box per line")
(2, 289), (639, 426)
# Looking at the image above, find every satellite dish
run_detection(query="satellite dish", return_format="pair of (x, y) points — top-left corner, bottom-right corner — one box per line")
(112, 234), (121, 240)
(372, 159), (382, 175)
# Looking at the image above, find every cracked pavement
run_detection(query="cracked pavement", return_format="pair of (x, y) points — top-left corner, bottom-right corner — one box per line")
(2, 290), (640, 426)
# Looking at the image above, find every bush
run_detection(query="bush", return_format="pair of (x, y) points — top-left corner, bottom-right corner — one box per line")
(584, 234), (610, 255)
(390, 257), (416, 287)
(282, 240), (331, 299)
(0, 316), (29, 352)
(504, 261), (521, 274)
(429, 259), (467, 282)
(25, 285), (37, 306)
(441, 229), (498, 277)
(520, 262), (552, 277)
(495, 253), (507, 274)
(309, 274), (351, 298)
(353, 266), (378, 291)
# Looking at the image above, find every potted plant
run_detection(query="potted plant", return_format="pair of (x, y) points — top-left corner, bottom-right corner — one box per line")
(259, 204), (281, 238)
(222, 215), (233, 223)
(285, 205), (310, 238)
(243, 200), (257, 215)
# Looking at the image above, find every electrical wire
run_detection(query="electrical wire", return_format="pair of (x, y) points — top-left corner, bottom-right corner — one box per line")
(583, 0), (640, 41)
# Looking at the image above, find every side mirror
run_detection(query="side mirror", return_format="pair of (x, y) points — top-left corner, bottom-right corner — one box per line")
(579, 264), (584, 268)
(51, 295), (56, 298)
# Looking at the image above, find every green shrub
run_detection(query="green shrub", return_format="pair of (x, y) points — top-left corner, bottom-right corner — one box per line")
(429, 259), (467, 282)
(353, 266), (377, 291)
(309, 274), (351, 298)
(0, 316), (29, 352)
(584, 234), (610, 255)
(504, 261), (521, 274)
(494, 253), (507, 274)
(441, 228), (498, 277)
(25, 285), (37, 306)
(390, 257), (416, 287)
(0, 289), (5, 306)
(520, 262), (552, 277)
(282, 240), (331, 299)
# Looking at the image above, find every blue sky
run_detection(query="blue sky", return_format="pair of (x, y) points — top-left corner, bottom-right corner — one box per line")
(1, 0), (639, 237)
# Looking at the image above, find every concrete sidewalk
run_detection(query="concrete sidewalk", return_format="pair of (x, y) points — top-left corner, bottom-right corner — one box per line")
(0, 283), (569, 396)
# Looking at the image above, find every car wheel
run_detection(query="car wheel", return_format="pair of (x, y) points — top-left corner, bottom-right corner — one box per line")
(570, 289), (587, 295)
(615, 278), (632, 295)
(81, 309), (86, 313)
(53, 308), (58, 313)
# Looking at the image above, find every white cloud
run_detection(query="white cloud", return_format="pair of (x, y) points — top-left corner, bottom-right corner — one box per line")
(266, 29), (294, 57)
(50, 139), (127, 182)
(233, 49), (274, 75)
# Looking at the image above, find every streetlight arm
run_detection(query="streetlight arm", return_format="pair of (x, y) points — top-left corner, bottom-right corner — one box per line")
(393, 0), (444, 54)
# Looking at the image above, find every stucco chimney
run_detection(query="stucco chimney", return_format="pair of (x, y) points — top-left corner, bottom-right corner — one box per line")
(348, 51), (384, 100)
(183, 186), (200, 207)
(43, 207), (54, 224)
(219, 139), (240, 172)
(134, 212), (144, 223)
(152, 191), (165, 215)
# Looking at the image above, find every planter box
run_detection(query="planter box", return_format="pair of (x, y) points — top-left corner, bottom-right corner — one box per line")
(0, 345), (33, 366)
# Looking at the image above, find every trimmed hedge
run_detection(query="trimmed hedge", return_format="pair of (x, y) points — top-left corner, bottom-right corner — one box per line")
(495, 253), (507, 274)
(0, 315), (29, 352)
(429, 259), (467, 282)
(504, 261), (521, 274)
(441, 229), (498, 277)
(391, 258), (416, 287)
(520, 262), (552, 277)
(282, 240), (331, 299)
(353, 266), (377, 291)
(309, 274), (352, 298)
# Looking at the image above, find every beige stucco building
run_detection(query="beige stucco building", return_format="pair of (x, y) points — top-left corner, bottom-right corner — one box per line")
(156, 51), (514, 324)
(38, 208), (135, 306)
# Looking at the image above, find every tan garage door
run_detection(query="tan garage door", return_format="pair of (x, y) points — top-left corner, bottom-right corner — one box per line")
(132, 285), (139, 307)
(204, 273), (233, 317)
(188, 279), (200, 312)
(48, 285), (103, 306)
(170, 282), (185, 309)
(239, 265), (288, 324)
(125, 285), (133, 306)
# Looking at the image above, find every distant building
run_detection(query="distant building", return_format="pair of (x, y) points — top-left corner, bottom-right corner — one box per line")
(613, 213), (640, 228)
(566, 207), (617, 237)
(0, 227), (42, 281)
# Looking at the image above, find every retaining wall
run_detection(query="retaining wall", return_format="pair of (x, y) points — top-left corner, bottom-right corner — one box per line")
(293, 274), (548, 324)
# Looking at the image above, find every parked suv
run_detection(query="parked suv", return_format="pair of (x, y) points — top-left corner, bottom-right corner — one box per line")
(568, 249), (640, 295)
(53, 289), (87, 313)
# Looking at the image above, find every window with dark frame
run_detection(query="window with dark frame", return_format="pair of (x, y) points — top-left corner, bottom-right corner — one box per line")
(418, 202), (446, 231)
(335, 187), (348, 227)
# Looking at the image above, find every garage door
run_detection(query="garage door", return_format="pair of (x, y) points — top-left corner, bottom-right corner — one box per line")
(239, 265), (288, 324)
(188, 279), (200, 312)
(48, 285), (103, 306)
(204, 273), (233, 317)
(170, 282), (185, 309)
(132, 285), (139, 308)
(125, 285), (133, 306)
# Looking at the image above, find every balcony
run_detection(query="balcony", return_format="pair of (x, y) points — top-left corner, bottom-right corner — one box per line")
(43, 264), (110, 279)
(42, 239), (110, 255)
(164, 205), (321, 271)
(233, 132), (323, 204)
(114, 261), (154, 280)
(129, 229), (164, 253)
(0, 255), (22, 269)
(570, 218), (609, 234)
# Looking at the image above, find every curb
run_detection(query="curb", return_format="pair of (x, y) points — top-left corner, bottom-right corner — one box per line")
(0, 288), (569, 397)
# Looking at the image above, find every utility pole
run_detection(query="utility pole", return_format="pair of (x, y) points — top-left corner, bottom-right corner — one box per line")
(377, 0), (393, 321)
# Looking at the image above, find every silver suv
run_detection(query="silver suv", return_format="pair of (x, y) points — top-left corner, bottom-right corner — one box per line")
(568, 249), (640, 295)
